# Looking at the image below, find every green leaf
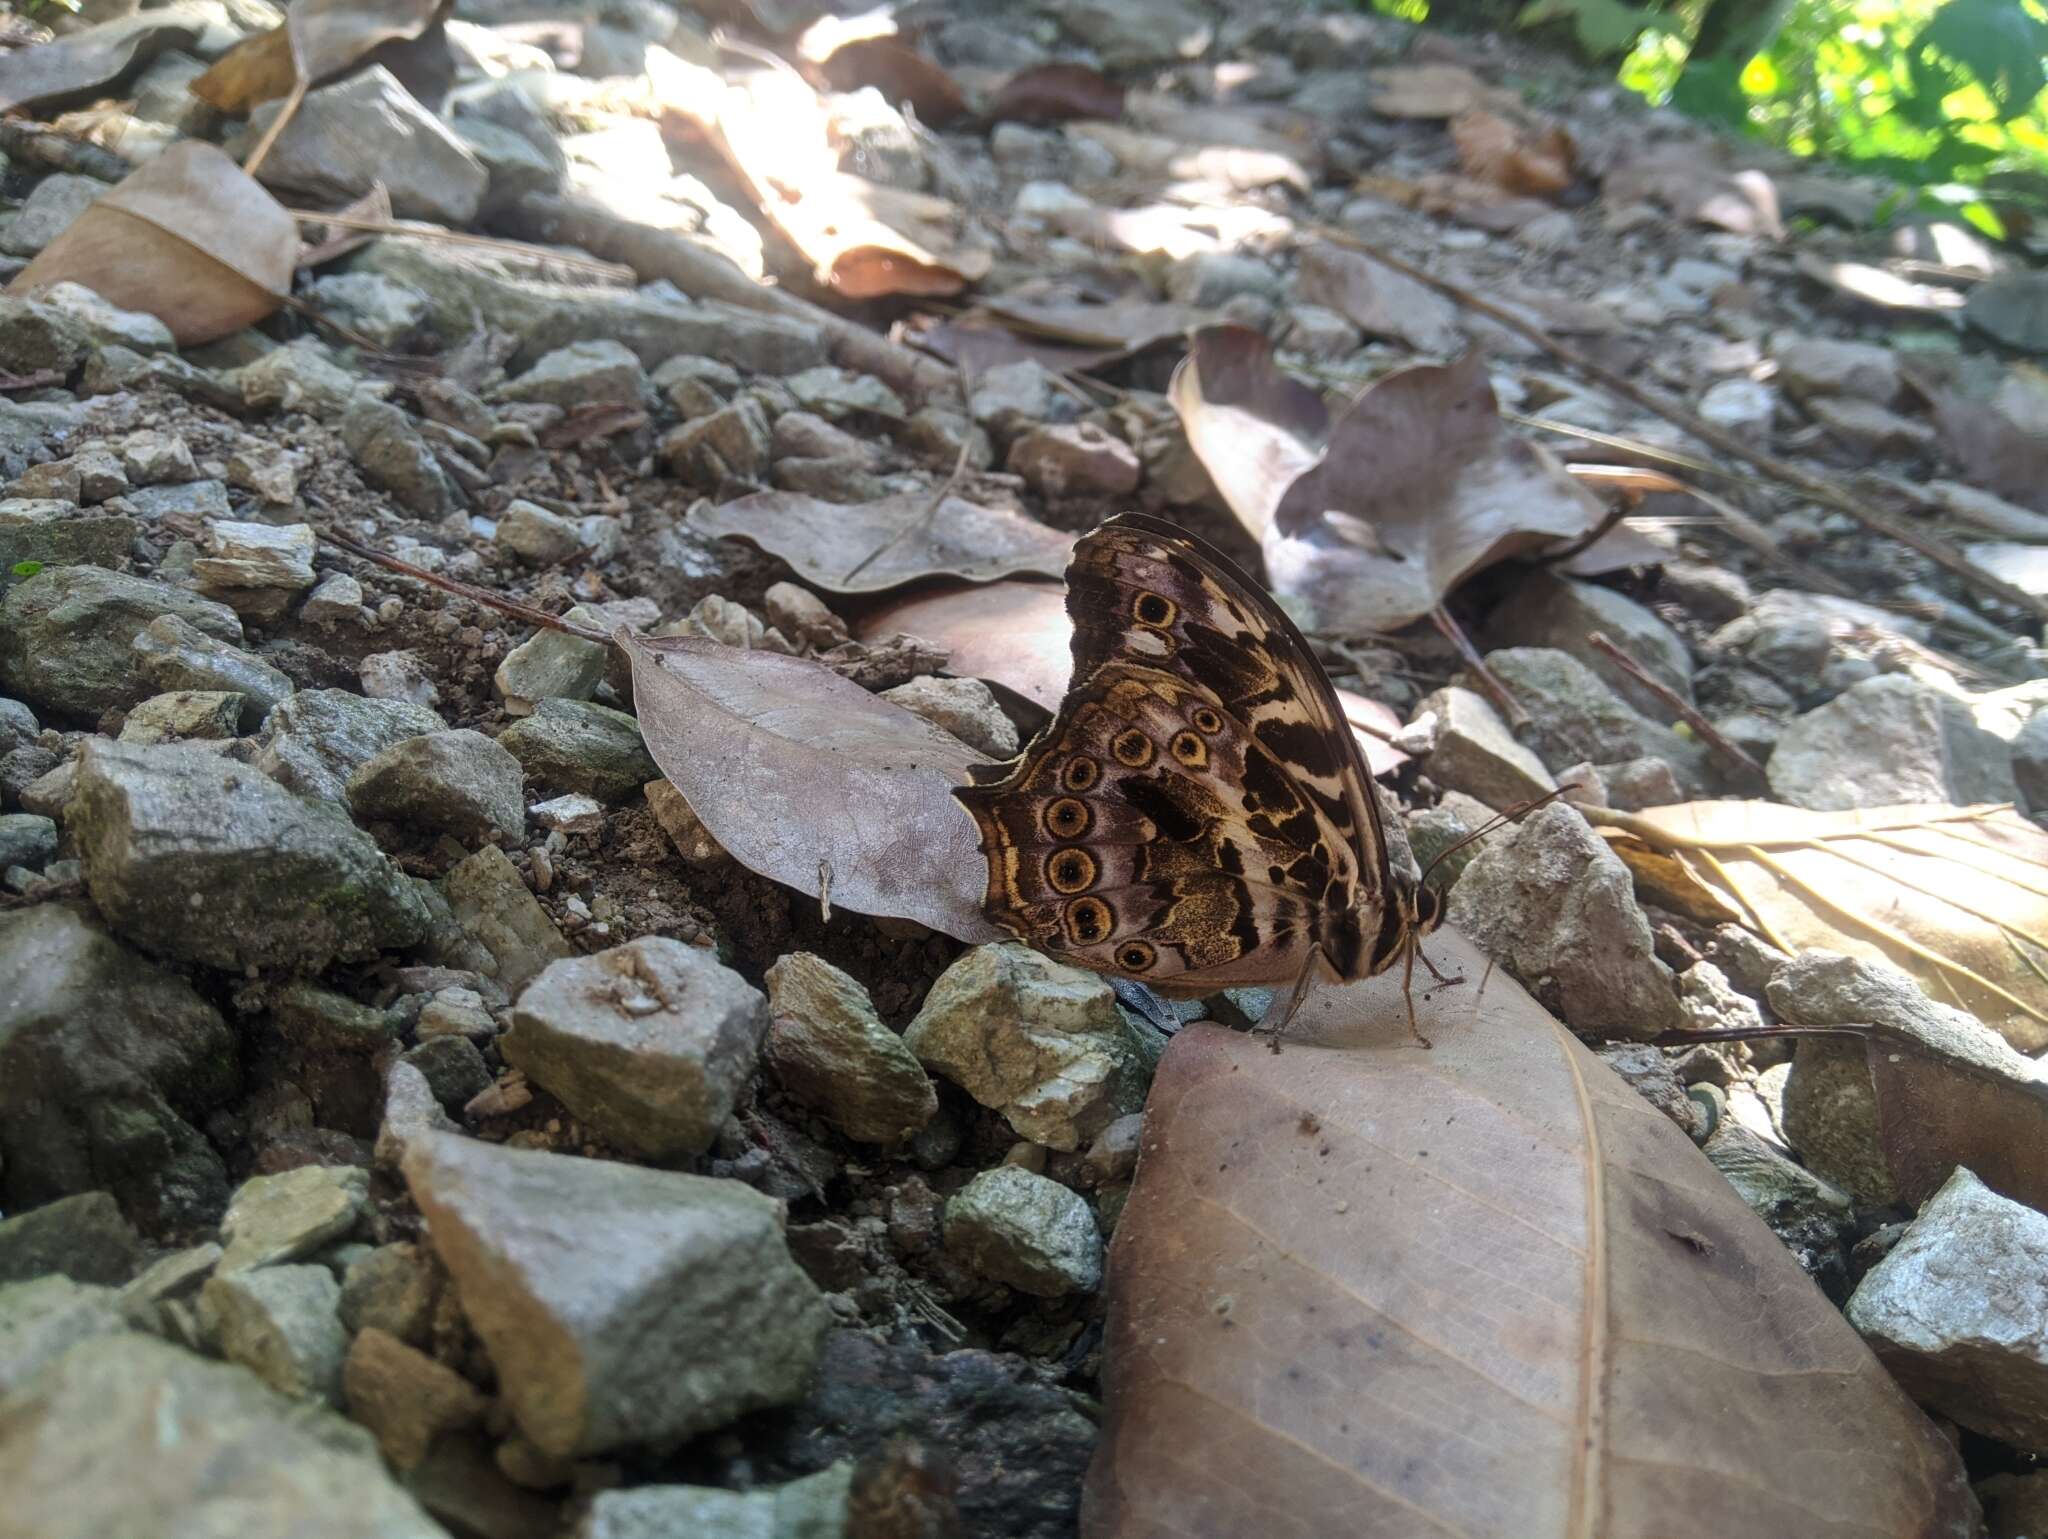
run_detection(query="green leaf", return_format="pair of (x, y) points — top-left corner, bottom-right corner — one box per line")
(9, 561), (42, 579)
(1906, 0), (2048, 122)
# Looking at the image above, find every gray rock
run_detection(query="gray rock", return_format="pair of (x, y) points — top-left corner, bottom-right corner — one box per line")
(0, 173), (102, 259)
(945, 1166), (1103, 1296)
(0, 905), (235, 1230)
(132, 613), (294, 727)
(1769, 673), (2018, 811)
(120, 478), (231, 521)
(257, 688), (446, 803)
(121, 430), (198, 486)
(659, 396), (773, 485)
(0, 1276), (124, 1396)
(454, 116), (566, 212)
(492, 606), (620, 714)
(0, 499), (140, 572)
(498, 340), (648, 409)
(1444, 801), (1684, 1038)
(968, 359), (1060, 436)
(1006, 421), (1141, 498)
(496, 499), (587, 565)
(338, 1242), (438, 1347)
(1772, 950), (2036, 1202)
(118, 688), (245, 745)
(0, 1333), (448, 1538)
(402, 1130), (830, 1457)
(200, 1263), (348, 1404)
(270, 981), (393, 1055)
(1703, 1121), (1852, 1280)
(1847, 1166), (2048, 1453)
(574, 1465), (855, 1539)
(30, 282), (173, 356)
(2016, 707), (2048, 814)
(373, 1062), (459, 1172)
(496, 697), (657, 801)
(878, 674), (1019, 758)
(0, 1192), (142, 1286)
(359, 237), (828, 375)
(193, 519), (317, 592)
(72, 740), (429, 971)
(1807, 396), (1936, 456)
(117, 1241), (221, 1329)
(0, 811), (57, 867)
(228, 444), (301, 507)
(504, 935), (767, 1159)
(0, 296), (90, 378)
(357, 650), (441, 710)
(1167, 250), (1283, 307)
(242, 66), (485, 224)
(1482, 570), (1694, 713)
(1483, 647), (1709, 792)
(434, 844), (570, 994)
(218, 1165), (368, 1274)
(762, 953), (936, 1145)
(1598, 755), (1683, 811)
(903, 944), (1156, 1151)
(0, 565), (241, 721)
(399, 1034), (493, 1111)
(1056, 0), (1214, 67)
(1771, 334), (1901, 404)
(1413, 685), (1556, 810)
(342, 1325), (488, 1469)
(1696, 376), (1777, 437)
(1964, 270), (2048, 354)
(338, 395), (458, 518)
(347, 730), (526, 846)
(903, 406), (993, 471)
(300, 572), (365, 627)
(529, 792), (604, 833)
(299, 273), (429, 350)
(236, 339), (368, 421)
(784, 366), (907, 423)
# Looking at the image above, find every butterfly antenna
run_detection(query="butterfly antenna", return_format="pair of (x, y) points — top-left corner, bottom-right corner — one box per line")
(1414, 784), (1579, 895)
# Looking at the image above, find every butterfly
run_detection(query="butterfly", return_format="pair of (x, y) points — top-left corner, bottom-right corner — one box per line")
(954, 511), (1452, 1045)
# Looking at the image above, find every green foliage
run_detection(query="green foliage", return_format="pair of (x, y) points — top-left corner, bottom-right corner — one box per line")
(1517, 0), (1683, 56)
(10, 563), (43, 579)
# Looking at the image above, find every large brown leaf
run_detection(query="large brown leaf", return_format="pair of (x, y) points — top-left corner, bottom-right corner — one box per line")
(691, 491), (1074, 593)
(987, 62), (1125, 124)
(620, 630), (1002, 941)
(1171, 325), (1610, 631)
(1592, 801), (2048, 1051)
(192, 0), (442, 113)
(1295, 244), (1462, 354)
(8, 143), (298, 346)
(1084, 931), (1977, 1538)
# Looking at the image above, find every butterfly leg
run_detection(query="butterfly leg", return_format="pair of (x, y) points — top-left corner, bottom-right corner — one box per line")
(1397, 938), (1435, 1050)
(1416, 941), (1464, 990)
(1256, 950), (1324, 1053)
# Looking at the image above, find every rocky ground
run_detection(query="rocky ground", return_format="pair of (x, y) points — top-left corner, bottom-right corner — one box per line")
(2, 0), (2048, 1534)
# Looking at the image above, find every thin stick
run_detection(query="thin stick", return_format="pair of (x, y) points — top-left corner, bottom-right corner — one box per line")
(240, 74), (306, 180)
(1314, 225), (2048, 627)
(284, 208), (639, 283)
(839, 439), (973, 584)
(1586, 630), (1765, 782)
(319, 528), (612, 643)
(1431, 605), (1531, 730)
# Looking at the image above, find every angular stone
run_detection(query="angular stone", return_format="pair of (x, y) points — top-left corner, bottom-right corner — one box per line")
(118, 688), (244, 745)
(495, 498), (588, 565)
(659, 396), (772, 484)
(2016, 707), (2048, 815)
(0, 1192), (142, 1286)
(200, 1263), (348, 1405)
(193, 519), (318, 591)
(121, 429), (198, 485)
(0, 1277), (124, 1396)
(403, 1131), (830, 1457)
(32, 282), (173, 356)
(1006, 421), (1141, 498)
(435, 844), (570, 994)
(347, 729), (526, 846)
(496, 697), (657, 801)
(1772, 334), (1902, 404)
(1703, 1121), (1853, 1279)
(504, 935), (767, 1159)
(0, 1333), (447, 1538)
(218, 1165), (368, 1274)
(1445, 801), (1683, 1038)
(71, 740), (429, 972)
(879, 674), (1020, 758)
(132, 613), (294, 727)
(1482, 647), (1709, 792)
(903, 944), (1155, 1151)
(338, 395), (457, 518)
(257, 688), (446, 803)
(1768, 673), (2018, 811)
(1413, 685), (1556, 809)
(492, 611), (610, 714)
(1847, 1167), (2048, 1454)
(338, 1242), (438, 1347)
(0, 811), (57, 869)
(0, 173), (101, 259)
(1807, 396), (1936, 456)
(763, 953), (936, 1145)
(0, 565), (242, 720)
(945, 1166), (1103, 1296)
(243, 66), (485, 225)
(574, 1465), (855, 1539)
(1482, 570), (1694, 714)
(343, 1326), (488, 1469)
(400, 1034), (493, 1111)
(0, 500), (139, 572)
(497, 340), (648, 409)
(0, 905), (235, 1230)
(237, 339), (368, 421)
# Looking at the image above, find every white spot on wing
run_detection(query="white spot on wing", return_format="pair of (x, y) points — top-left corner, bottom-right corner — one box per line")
(1126, 628), (1169, 657)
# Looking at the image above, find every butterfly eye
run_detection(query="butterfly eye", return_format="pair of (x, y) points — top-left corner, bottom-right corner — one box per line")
(1044, 798), (1091, 838)
(1132, 591), (1177, 628)
(1190, 706), (1223, 734)
(1170, 730), (1207, 767)
(1111, 729), (1154, 767)
(1046, 848), (1098, 894)
(1062, 755), (1101, 792)
(1064, 896), (1113, 945)
(1116, 940), (1156, 972)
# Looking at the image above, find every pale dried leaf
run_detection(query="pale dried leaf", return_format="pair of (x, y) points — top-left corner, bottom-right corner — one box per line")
(987, 62), (1125, 124)
(1165, 325), (1325, 541)
(1602, 147), (1785, 238)
(1084, 931), (1975, 1538)
(1365, 62), (1494, 118)
(288, 0), (444, 88)
(691, 491), (1074, 593)
(1450, 107), (1575, 196)
(815, 37), (968, 126)
(0, 6), (204, 114)
(9, 142), (298, 345)
(620, 630), (1002, 941)
(1295, 244), (1462, 353)
(1589, 801), (2048, 1051)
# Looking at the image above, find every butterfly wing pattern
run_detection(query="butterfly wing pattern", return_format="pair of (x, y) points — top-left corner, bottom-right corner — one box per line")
(955, 512), (1422, 999)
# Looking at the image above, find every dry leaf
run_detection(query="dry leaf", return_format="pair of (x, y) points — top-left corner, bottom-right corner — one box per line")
(691, 491), (1074, 593)
(620, 630), (1002, 941)
(1796, 251), (1969, 314)
(907, 319), (1131, 383)
(1909, 362), (2048, 513)
(189, 24), (296, 111)
(1171, 325), (1610, 630)
(816, 37), (968, 126)
(1295, 244), (1462, 354)
(1166, 324), (1326, 541)
(294, 183), (395, 270)
(1591, 801), (2048, 1051)
(0, 6), (205, 114)
(987, 62), (1125, 124)
(8, 142), (299, 346)
(1365, 62), (1495, 118)
(660, 52), (990, 299)
(1450, 107), (1575, 196)
(1601, 146), (1785, 238)
(193, 0), (444, 115)
(1084, 932), (1976, 1538)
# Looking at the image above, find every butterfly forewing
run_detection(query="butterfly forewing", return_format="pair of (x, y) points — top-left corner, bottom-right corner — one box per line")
(955, 513), (1397, 991)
